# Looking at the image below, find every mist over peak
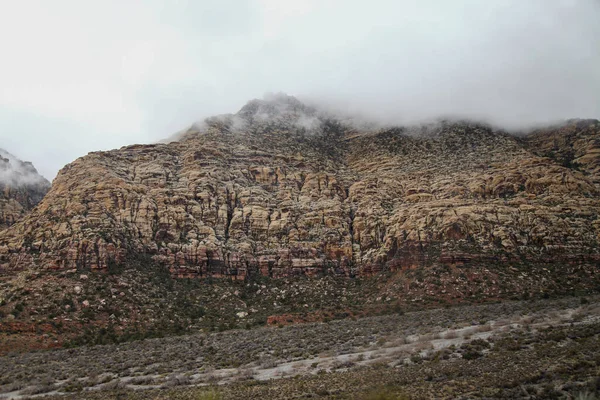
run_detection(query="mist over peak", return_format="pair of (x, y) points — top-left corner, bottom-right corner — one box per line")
(0, 148), (50, 188)
(166, 92), (600, 146)
(238, 93), (317, 121)
(2, 0), (599, 179)
(234, 92), (323, 132)
(170, 93), (331, 141)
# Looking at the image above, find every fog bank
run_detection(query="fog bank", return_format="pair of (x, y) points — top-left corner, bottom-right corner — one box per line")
(0, 0), (598, 179)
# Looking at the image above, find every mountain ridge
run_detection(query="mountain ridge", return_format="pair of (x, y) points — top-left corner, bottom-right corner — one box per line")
(0, 96), (599, 350)
(1, 97), (599, 276)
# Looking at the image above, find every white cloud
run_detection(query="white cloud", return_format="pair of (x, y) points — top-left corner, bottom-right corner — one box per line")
(0, 147), (49, 187)
(0, 0), (598, 180)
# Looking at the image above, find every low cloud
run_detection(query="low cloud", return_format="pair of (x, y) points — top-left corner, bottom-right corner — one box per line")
(0, 148), (50, 188)
(0, 0), (598, 179)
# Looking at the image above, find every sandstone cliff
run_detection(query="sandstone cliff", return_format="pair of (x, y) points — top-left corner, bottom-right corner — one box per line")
(0, 148), (50, 229)
(0, 96), (598, 280)
(1, 95), (599, 351)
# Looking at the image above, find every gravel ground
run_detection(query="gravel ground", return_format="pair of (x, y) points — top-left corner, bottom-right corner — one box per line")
(1, 295), (599, 399)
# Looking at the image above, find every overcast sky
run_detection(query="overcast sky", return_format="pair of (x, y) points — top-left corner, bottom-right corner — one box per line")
(0, 0), (599, 181)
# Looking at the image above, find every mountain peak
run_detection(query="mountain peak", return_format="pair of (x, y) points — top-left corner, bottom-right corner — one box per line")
(237, 93), (315, 119)
(0, 148), (50, 229)
(0, 148), (50, 189)
(234, 93), (323, 132)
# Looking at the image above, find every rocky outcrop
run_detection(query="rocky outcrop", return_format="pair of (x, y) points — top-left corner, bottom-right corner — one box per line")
(522, 119), (600, 185)
(0, 97), (599, 281)
(0, 149), (50, 229)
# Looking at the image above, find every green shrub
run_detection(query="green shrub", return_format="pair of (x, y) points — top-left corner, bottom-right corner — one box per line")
(195, 390), (222, 400)
(462, 349), (483, 360)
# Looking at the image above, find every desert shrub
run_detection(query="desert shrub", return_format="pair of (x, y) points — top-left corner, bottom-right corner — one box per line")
(410, 354), (422, 364)
(470, 338), (491, 349)
(492, 338), (523, 352)
(12, 302), (24, 317)
(580, 297), (589, 305)
(574, 391), (597, 400)
(195, 390), (222, 400)
(360, 387), (410, 400)
(80, 306), (96, 321)
(161, 374), (191, 388)
(461, 349), (483, 360)
(19, 384), (55, 395)
(443, 330), (458, 339)
(0, 381), (25, 393)
(460, 338), (490, 359)
(128, 376), (155, 385)
(61, 378), (84, 393)
(99, 379), (125, 391)
(475, 323), (492, 332)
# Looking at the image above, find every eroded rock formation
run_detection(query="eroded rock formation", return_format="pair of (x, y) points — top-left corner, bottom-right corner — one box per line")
(0, 96), (599, 279)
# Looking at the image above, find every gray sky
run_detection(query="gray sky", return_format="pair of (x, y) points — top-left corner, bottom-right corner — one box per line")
(0, 0), (599, 181)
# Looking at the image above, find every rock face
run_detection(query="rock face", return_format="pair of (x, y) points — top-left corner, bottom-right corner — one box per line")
(0, 149), (50, 229)
(0, 96), (599, 281)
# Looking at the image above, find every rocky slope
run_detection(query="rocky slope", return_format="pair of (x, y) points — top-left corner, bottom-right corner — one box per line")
(0, 149), (50, 229)
(1, 96), (598, 277)
(0, 95), (598, 349)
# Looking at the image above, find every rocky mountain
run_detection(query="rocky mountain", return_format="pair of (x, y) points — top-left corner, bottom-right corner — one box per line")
(0, 95), (598, 351)
(1, 96), (598, 276)
(0, 148), (50, 229)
